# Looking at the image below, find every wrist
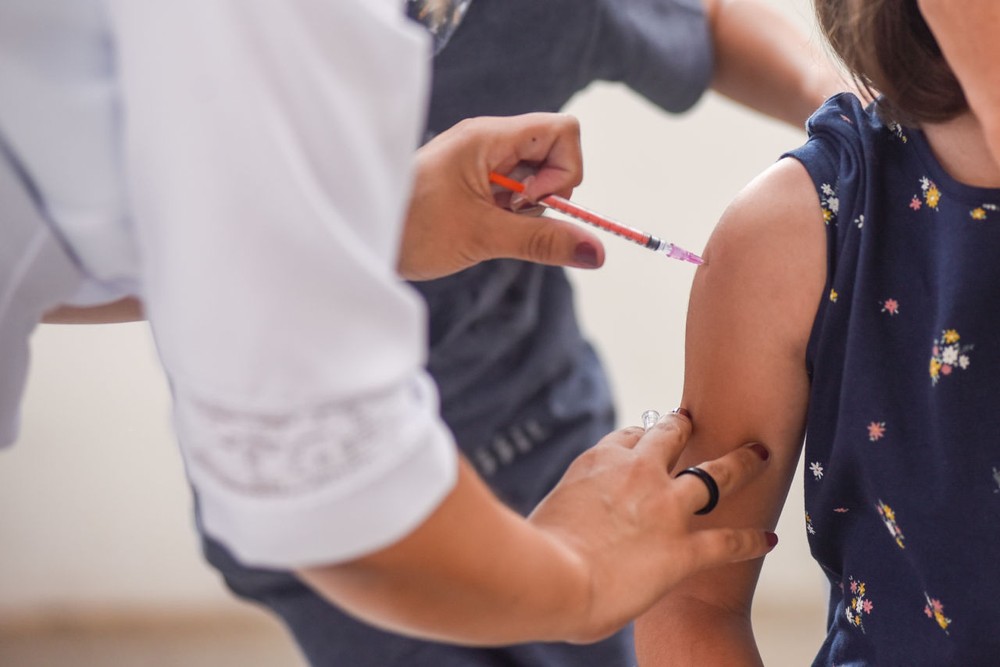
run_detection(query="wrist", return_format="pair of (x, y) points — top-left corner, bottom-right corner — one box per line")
(508, 525), (591, 642)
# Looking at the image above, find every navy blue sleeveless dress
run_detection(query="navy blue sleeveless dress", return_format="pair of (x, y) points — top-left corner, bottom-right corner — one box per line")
(785, 93), (1000, 665)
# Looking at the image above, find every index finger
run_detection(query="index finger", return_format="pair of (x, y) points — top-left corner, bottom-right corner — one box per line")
(486, 113), (583, 201)
(674, 442), (771, 515)
(633, 411), (693, 469)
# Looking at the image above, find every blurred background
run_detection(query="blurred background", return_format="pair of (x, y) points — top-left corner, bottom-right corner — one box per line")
(0, 0), (833, 664)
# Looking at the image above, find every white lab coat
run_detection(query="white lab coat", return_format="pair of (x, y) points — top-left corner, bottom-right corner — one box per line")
(0, 0), (457, 568)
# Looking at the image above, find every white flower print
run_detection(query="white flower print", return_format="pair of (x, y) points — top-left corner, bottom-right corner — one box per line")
(942, 345), (960, 365)
(810, 462), (825, 480)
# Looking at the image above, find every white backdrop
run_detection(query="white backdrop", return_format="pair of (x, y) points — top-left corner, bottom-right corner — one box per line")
(0, 0), (830, 651)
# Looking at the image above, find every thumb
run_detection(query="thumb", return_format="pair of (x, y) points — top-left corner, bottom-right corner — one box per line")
(477, 207), (606, 269)
(684, 528), (778, 572)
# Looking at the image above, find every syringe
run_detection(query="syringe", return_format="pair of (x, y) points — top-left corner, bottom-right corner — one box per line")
(489, 172), (704, 266)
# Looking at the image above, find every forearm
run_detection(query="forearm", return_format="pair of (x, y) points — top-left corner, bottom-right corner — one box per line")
(706, 0), (846, 128)
(637, 588), (762, 666)
(297, 413), (779, 647)
(297, 457), (592, 645)
(42, 297), (144, 324)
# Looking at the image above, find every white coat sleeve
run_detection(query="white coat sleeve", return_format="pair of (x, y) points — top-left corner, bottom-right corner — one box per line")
(106, 0), (459, 568)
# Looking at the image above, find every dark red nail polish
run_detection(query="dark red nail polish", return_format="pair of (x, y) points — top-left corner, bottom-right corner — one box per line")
(766, 532), (779, 549)
(672, 407), (692, 420)
(749, 443), (770, 461)
(573, 242), (599, 268)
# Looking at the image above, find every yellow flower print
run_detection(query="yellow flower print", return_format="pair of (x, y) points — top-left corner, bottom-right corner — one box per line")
(876, 499), (905, 548)
(845, 576), (873, 632)
(926, 186), (941, 208)
(924, 593), (952, 634)
(830, 289), (839, 303)
(919, 177), (941, 210)
(819, 183), (838, 224)
(971, 203), (998, 220)
(929, 329), (973, 386)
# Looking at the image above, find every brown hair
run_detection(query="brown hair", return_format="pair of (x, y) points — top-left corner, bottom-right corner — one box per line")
(815, 0), (967, 127)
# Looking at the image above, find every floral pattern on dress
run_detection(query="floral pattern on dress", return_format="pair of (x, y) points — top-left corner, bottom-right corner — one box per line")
(845, 577), (873, 632)
(806, 511), (816, 535)
(930, 329), (973, 385)
(919, 177), (941, 210)
(888, 121), (908, 143)
(820, 183), (839, 224)
(970, 203), (998, 220)
(876, 499), (905, 549)
(830, 289), (839, 303)
(867, 421), (886, 441)
(881, 298), (900, 316)
(810, 461), (825, 479)
(923, 594), (952, 634)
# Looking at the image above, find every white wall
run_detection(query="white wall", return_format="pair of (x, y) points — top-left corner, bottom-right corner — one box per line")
(0, 0), (830, 638)
(0, 322), (233, 615)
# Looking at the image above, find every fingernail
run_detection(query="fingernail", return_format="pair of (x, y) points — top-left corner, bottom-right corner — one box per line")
(671, 407), (692, 420)
(573, 242), (600, 268)
(748, 443), (770, 461)
(510, 192), (528, 210)
(766, 532), (779, 549)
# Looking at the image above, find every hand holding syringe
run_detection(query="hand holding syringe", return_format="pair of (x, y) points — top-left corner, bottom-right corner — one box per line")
(489, 172), (704, 265)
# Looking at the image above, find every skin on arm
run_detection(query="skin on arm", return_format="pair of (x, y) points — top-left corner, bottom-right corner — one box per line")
(298, 414), (778, 646)
(634, 158), (827, 665)
(42, 297), (144, 324)
(917, 0), (1000, 169)
(704, 0), (852, 128)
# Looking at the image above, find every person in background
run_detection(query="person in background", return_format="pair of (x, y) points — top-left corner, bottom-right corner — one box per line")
(199, 1), (851, 665)
(635, 0), (1000, 663)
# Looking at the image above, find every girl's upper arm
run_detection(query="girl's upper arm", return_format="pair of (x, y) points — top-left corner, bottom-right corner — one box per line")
(636, 157), (827, 665)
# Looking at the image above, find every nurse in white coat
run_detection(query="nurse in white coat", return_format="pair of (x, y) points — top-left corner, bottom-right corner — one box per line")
(0, 0), (777, 644)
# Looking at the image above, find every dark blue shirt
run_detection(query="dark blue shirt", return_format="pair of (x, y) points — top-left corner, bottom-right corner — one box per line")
(787, 94), (1000, 666)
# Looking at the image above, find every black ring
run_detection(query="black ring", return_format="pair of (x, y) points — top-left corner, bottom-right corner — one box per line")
(676, 466), (720, 515)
